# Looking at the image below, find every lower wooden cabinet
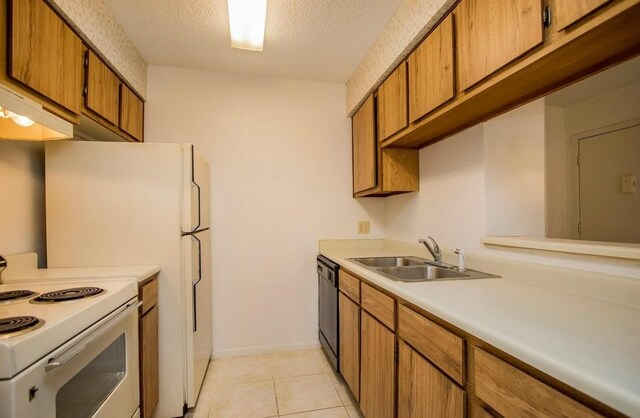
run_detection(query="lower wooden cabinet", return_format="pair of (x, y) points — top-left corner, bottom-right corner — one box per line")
(339, 292), (360, 401)
(360, 311), (395, 418)
(398, 341), (464, 418)
(139, 278), (159, 418)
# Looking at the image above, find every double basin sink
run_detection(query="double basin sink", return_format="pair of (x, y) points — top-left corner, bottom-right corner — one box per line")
(348, 256), (499, 282)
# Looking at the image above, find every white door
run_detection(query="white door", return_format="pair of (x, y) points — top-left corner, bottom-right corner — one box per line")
(579, 123), (640, 243)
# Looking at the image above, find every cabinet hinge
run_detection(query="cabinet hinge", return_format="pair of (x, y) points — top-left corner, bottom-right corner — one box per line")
(577, 154), (581, 166)
(578, 222), (582, 234)
(542, 6), (552, 28)
(83, 85), (88, 97)
(394, 344), (399, 363)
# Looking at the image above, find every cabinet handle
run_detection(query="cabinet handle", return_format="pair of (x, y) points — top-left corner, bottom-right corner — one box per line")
(542, 6), (552, 28)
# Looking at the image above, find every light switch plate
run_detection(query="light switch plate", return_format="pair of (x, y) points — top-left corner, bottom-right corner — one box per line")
(622, 174), (637, 194)
(358, 221), (370, 234)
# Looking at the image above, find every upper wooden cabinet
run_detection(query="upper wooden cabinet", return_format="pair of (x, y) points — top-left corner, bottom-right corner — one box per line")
(85, 50), (121, 126)
(352, 96), (377, 193)
(408, 14), (455, 122)
(398, 341), (465, 418)
(549, 0), (610, 31)
(9, 0), (83, 115)
(120, 84), (144, 142)
(378, 62), (408, 140)
(455, 0), (544, 91)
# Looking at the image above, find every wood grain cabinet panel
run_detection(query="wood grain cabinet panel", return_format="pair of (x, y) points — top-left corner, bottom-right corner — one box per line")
(456, 0), (544, 91)
(361, 283), (395, 330)
(352, 96), (377, 193)
(139, 278), (159, 418)
(10, 0), (83, 114)
(360, 311), (396, 418)
(408, 14), (455, 122)
(339, 270), (360, 303)
(378, 62), (408, 140)
(550, 0), (610, 31)
(474, 347), (602, 417)
(398, 304), (464, 385)
(398, 341), (464, 418)
(86, 50), (120, 125)
(339, 292), (360, 401)
(120, 84), (144, 141)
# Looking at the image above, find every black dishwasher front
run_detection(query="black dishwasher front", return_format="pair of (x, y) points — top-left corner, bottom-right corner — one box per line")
(317, 255), (339, 371)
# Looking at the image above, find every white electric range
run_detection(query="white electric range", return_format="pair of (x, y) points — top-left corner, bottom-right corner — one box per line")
(0, 279), (140, 418)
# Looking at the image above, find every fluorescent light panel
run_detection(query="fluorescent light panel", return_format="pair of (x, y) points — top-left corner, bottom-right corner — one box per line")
(227, 0), (267, 51)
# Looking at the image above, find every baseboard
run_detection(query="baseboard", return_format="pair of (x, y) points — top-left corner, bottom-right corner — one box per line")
(213, 341), (321, 358)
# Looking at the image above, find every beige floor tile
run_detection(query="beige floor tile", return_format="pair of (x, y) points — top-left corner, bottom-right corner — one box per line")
(275, 374), (342, 415)
(334, 381), (355, 406)
(209, 354), (273, 385)
(345, 404), (364, 418)
(208, 380), (277, 418)
(271, 350), (326, 379)
(281, 406), (350, 417)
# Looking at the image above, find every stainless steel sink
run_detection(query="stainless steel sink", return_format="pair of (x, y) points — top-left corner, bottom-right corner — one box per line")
(349, 256), (427, 268)
(348, 257), (499, 282)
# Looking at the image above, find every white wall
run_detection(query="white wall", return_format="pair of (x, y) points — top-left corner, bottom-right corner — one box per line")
(145, 66), (385, 356)
(484, 100), (546, 237)
(0, 142), (46, 264)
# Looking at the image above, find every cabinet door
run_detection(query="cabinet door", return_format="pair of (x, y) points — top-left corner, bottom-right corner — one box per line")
(140, 306), (159, 418)
(456, 0), (543, 91)
(10, 0), (83, 114)
(86, 50), (120, 125)
(398, 341), (464, 418)
(339, 292), (360, 401)
(378, 62), (408, 140)
(120, 84), (144, 141)
(408, 14), (455, 122)
(352, 96), (377, 193)
(550, 0), (609, 31)
(360, 311), (395, 418)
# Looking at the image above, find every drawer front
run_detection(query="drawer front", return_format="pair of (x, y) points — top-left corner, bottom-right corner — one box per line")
(361, 283), (395, 330)
(140, 278), (158, 316)
(474, 347), (601, 418)
(339, 270), (361, 303)
(398, 304), (464, 385)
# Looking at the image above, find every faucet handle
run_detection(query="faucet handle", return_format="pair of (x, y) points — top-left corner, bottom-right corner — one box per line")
(427, 236), (440, 255)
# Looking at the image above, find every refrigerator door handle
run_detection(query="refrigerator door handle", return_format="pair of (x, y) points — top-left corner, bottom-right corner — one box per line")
(190, 146), (202, 233)
(192, 233), (202, 332)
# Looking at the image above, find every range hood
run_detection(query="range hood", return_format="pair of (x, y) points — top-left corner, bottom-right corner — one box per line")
(0, 83), (73, 141)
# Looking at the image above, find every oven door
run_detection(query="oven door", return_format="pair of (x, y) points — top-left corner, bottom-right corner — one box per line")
(2, 298), (140, 418)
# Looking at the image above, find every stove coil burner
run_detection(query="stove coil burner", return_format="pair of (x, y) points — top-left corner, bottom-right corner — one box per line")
(31, 287), (106, 304)
(0, 316), (44, 338)
(0, 290), (37, 303)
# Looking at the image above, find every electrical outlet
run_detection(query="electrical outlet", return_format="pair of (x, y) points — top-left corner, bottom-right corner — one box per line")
(358, 221), (370, 234)
(622, 174), (637, 194)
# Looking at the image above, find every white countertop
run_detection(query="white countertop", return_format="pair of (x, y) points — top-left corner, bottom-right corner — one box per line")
(319, 239), (640, 417)
(2, 253), (160, 284)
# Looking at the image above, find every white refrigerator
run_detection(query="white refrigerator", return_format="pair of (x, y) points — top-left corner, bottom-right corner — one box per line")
(45, 141), (212, 418)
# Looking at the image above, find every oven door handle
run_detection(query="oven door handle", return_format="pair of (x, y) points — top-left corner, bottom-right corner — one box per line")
(45, 300), (142, 372)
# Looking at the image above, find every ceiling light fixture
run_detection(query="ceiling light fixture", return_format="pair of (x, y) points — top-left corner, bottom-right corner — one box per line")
(227, 0), (267, 51)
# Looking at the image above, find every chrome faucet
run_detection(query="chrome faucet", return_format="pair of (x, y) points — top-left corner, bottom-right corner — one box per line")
(418, 237), (443, 265)
(0, 255), (6, 284)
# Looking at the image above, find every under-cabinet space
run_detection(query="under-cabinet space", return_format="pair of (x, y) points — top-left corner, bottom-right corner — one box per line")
(408, 14), (455, 122)
(398, 341), (465, 418)
(455, 0), (544, 91)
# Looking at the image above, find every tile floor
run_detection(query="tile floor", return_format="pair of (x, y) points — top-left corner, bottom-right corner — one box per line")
(187, 349), (364, 418)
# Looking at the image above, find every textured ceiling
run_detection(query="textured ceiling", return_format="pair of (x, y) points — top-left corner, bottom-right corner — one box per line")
(102, 0), (404, 83)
